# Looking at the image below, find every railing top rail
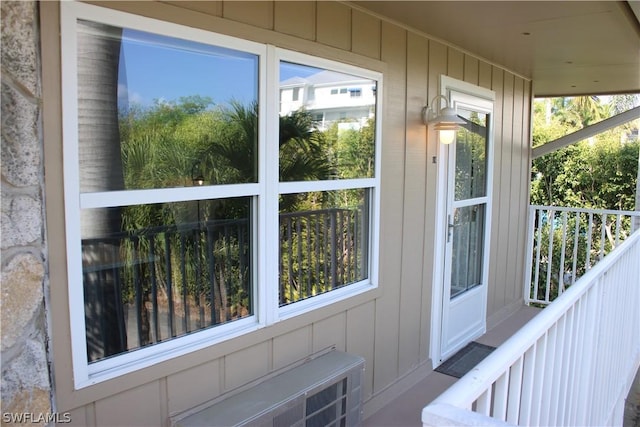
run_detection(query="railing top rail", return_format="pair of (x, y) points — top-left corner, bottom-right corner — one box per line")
(529, 205), (640, 217)
(430, 229), (640, 409)
(278, 207), (357, 219)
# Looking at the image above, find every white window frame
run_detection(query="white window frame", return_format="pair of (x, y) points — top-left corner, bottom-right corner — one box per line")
(273, 49), (382, 320)
(61, 2), (381, 389)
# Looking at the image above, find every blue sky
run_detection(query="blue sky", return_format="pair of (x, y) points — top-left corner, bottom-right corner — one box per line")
(117, 29), (319, 110)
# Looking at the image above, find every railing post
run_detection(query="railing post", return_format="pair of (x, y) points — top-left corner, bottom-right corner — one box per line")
(524, 206), (536, 305)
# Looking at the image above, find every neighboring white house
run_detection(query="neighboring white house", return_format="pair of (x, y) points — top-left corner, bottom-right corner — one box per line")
(280, 70), (376, 131)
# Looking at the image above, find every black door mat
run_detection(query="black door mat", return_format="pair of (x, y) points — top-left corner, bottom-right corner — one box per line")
(435, 342), (496, 378)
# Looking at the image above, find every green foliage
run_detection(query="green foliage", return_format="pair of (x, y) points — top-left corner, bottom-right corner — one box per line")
(113, 97), (376, 332)
(531, 96), (639, 211)
(529, 95), (639, 304)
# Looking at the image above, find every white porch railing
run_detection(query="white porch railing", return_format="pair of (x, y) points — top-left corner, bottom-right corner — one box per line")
(525, 205), (640, 305)
(422, 229), (640, 426)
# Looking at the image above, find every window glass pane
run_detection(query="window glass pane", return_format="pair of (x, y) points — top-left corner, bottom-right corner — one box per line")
(81, 197), (253, 362)
(450, 204), (485, 299)
(279, 61), (376, 181)
(279, 189), (370, 306)
(454, 109), (488, 200)
(77, 20), (259, 193)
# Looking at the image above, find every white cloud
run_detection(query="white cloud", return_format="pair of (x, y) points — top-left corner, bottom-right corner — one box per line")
(117, 83), (145, 105)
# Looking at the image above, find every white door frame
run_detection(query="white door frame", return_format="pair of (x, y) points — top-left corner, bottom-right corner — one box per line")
(430, 76), (495, 367)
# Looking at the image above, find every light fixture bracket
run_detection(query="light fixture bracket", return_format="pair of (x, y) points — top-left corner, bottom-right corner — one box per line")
(422, 94), (465, 144)
(422, 95), (465, 126)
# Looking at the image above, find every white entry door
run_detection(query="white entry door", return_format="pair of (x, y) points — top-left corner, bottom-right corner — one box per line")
(438, 85), (494, 362)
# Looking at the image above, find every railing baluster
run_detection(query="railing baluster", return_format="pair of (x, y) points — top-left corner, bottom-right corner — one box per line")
(558, 305), (576, 425)
(149, 236), (159, 342)
(533, 208), (543, 302)
(279, 219), (285, 305)
(330, 210), (337, 289)
(287, 217), (294, 301)
(132, 236), (144, 346)
(615, 214), (621, 247)
(195, 228), (204, 328)
(111, 240), (127, 352)
(493, 371), (509, 421)
(559, 211), (568, 296)
(549, 313), (567, 424)
(529, 333), (547, 426)
(545, 209), (555, 304)
(180, 232), (188, 333)
(164, 233), (175, 338)
(475, 388), (491, 416)
(539, 326), (556, 426)
(223, 224), (232, 322)
(506, 356), (523, 424)
(295, 216), (304, 297)
(339, 210), (345, 285)
(586, 212), (593, 271)
(306, 215), (312, 295)
(206, 225), (216, 325)
(599, 213), (606, 260)
(323, 213), (329, 286)
(314, 215), (321, 291)
(518, 345), (537, 425)
(571, 212), (580, 286)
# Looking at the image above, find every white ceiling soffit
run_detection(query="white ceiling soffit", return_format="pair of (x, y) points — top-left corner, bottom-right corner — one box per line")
(351, 1), (640, 97)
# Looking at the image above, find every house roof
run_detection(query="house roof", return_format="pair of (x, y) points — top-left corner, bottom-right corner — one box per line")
(352, 1), (640, 97)
(280, 70), (371, 88)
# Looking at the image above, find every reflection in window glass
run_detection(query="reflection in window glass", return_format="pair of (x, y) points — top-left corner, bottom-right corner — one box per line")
(279, 189), (370, 306)
(77, 20), (259, 193)
(455, 109), (488, 201)
(81, 198), (253, 362)
(450, 204), (485, 299)
(279, 61), (377, 181)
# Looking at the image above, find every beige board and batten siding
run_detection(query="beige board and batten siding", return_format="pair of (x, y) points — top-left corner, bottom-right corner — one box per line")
(40, 1), (532, 425)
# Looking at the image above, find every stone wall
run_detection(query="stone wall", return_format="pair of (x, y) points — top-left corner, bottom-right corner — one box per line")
(1, 0), (53, 422)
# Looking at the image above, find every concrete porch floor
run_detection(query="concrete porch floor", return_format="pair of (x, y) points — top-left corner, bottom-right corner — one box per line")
(363, 305), (542, 427)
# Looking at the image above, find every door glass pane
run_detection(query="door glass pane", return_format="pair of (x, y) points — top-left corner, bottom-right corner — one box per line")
(450, 204), (485, 299)
(279, 61), (377, 181)
(81, 197), (253, 362)
(454, 109), (488, 201)
(77, 20), (259, 193)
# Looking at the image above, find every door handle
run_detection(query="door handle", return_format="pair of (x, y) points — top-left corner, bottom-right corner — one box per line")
(447, 214), (454, 242)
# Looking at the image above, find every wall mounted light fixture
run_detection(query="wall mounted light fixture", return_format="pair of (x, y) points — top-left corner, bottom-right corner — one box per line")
(191, 162), (205, 186)
(421, 95), (465, 144)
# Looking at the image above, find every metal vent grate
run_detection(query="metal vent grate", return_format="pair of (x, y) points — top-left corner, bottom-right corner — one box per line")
(172, 351), (364, 427)
(304, 378), (348, 427)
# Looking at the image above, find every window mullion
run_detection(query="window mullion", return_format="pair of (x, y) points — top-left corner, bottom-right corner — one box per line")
(262, 44), (281, 325)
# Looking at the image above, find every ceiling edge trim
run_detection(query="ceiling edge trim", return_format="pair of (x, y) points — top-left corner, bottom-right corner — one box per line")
(342, 1), (532, 82)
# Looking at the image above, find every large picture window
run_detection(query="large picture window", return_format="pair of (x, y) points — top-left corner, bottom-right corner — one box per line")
(62, 2), (381, 387)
